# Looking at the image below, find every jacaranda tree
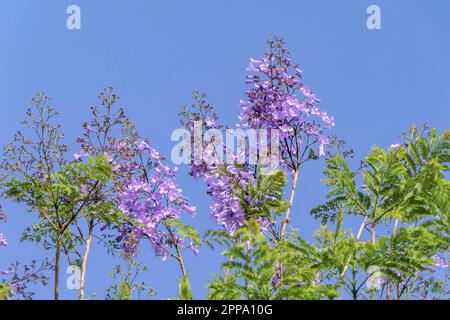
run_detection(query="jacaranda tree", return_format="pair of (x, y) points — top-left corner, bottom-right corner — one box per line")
(0, 37), (447, 300)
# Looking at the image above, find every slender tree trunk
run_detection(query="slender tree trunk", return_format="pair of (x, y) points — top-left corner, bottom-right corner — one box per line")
(356, 220), (366, 239)
(386, 282), (391, 300)
(278, 170), (300, 284)
(339, 218), (367, 282)
(166, 222), (188, 278)
(385, 219), (398, 300)
(54, 230), (62, 300)
(371, 224), (376, 245)
(224, 256), (234, 282)
(79, 219), (94, 300)
(280, 169), (300, 239)
(370, 223), (376, 300)
(393, 219), (399, 234)
(175, 246), (187, 278)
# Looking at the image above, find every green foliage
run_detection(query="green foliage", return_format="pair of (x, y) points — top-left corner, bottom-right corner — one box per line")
(0, 282), (12, 300)
(241, 169), (289, 219)
(0, 94), (121, 299)
(1, 98), (447, 301)
(313, 126), (449, 225)
(106, 257), (156, 300)
(3, 155), (116, 250)
(165, 218), (202, 249)
(179, 275), (194, 300)
(207, 220), (339, 300)
(311, 125), (449, 299)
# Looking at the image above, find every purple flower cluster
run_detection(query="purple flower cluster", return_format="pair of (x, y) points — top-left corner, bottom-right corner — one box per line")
(1, 259), (52, 300)
(76, 90), (197, 259)
(117, 143), (197, 258)
(181, 96), (271, 234)
(187, 124), (278, 234)
(183, 39), (334, 234)
(204, 165), (255, 234)
(239, 38), (334, 172)
(0, 234), (7, 248)
(432, 254), (448, 269)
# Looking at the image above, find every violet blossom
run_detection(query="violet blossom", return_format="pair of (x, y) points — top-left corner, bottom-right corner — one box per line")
(77, 90), (198, 259)
(239, 37), (334, 173)
(432, 254), (448, 269)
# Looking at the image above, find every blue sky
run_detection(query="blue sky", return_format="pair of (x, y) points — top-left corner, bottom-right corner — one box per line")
(0, 0), (449, 299)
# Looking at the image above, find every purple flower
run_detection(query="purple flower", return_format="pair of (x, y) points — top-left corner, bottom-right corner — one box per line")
(205, 117), (217, 128)
(257, 216), (273, 232)
(137, 140), (150, 151)
(432, 255), (447, 269)
(246, 58), (269, 73)
(390, 144), (401, 152)
(73, 149), (88, 161)
(419, 290), (428, 300)
(180, 204), (197, 216)
(77, 136), (89, 143)
(85, 126), (97, 134)
(79, 185), (89, 195)
(189, 240), (199, 256)
(0, 233), (7, 247)
(0, 206), (6, 222)
(271, 263), (284, 287)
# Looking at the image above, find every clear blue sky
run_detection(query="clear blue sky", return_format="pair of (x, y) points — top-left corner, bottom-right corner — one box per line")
(0, 0), (449, 299)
